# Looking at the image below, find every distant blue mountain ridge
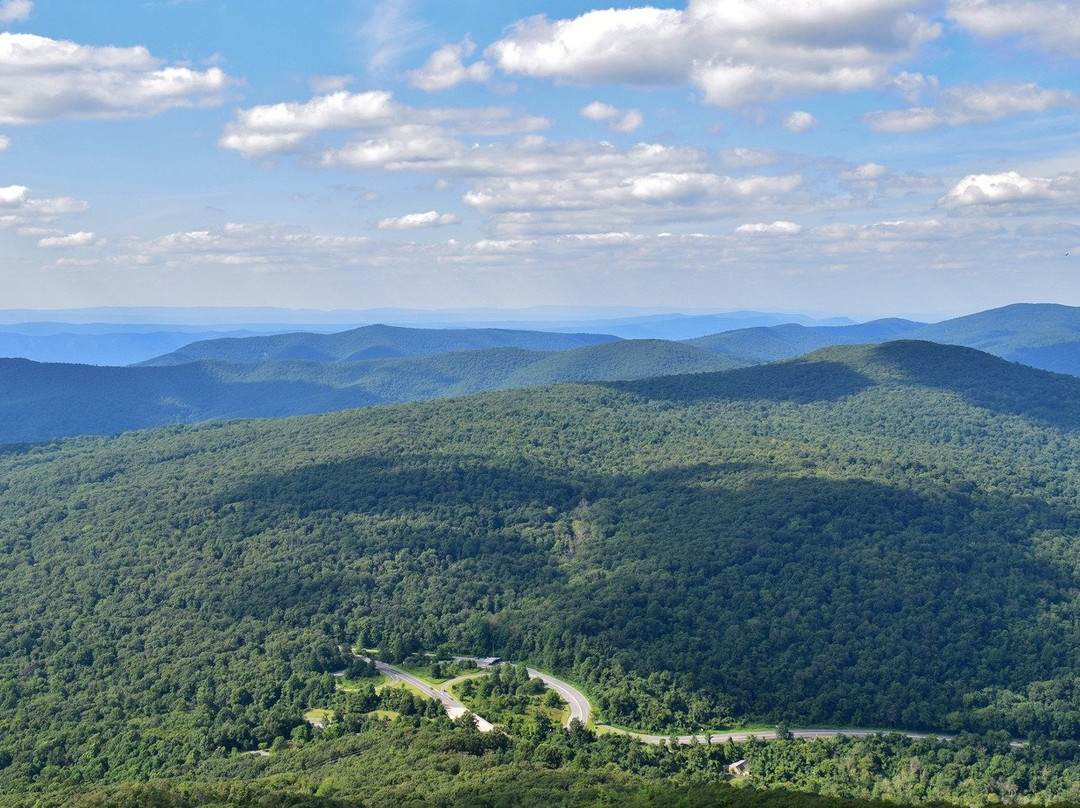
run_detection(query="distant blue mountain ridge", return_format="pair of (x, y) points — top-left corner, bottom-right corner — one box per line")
(1, 302), (1079, 444)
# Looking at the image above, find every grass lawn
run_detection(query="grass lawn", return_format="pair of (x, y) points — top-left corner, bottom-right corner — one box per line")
(537, 703), (570, 726)
(396, 658), (483, 686)
(380, 680), (428, 699)
(365, 710), (401, 721)
(303, 708), (335, 727)
(337, 673), (389, 692)
(394, 661), (449, 686)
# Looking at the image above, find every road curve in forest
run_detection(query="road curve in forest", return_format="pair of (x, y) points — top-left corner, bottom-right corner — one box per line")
(526, 667), (592, 728)
(364, 657), (497, 732)
(368, 657), (963, 746)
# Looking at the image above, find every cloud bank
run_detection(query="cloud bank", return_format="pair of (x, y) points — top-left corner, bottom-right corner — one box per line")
(0, 32), (229, 124)
(865, 82), (1077, 131)
(487, 0), (941, 106)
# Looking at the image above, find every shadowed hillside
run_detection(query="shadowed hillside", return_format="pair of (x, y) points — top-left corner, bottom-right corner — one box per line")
(0, 340), (740, 443)
(502, 338), (747, 386)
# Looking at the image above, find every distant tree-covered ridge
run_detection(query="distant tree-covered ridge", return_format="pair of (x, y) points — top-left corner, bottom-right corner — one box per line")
(0, 340), (739, 444)
(687, 303), (1080, 376)
(4, 341), (1080, 799)
(140, 302), (1080, 377)
(138, 322), (620, 365)
(4, 303), (1080, 444)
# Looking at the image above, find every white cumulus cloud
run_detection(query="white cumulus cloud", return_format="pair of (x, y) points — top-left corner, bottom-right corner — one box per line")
(940, 170), (1080, 207)
(490, 8), (688, 86)
(223, 89), (823, 239)
(0, 32), (229, 125)
(947, 0), (1080, 56)
(335, 135), (793, 238)
(0, 0), (31, 24)
(580, 101), (619, 122)
(891, 71), (938, 103)
(783, 110), (817, 132)
(408, 40), (492, 91)
(37, 230), (98, 249)
(0, 183), (28, 206)
(864, 82), (1077, 131)
(735, 220), (803, 235)
(220, 90), (548, 158)
(580, 101), (643, 132)
(805, 218), (1006, 265)
(488, 0), (941, 108)
(460, 144), (804, 236)
(0, 183), (89, 233)
(377, 210), (459, 230)
(23, 196), (89, 215)
(220, 91), (397, 156)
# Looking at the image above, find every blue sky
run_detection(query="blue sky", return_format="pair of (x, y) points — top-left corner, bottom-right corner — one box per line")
(1, 0), (1079, 318)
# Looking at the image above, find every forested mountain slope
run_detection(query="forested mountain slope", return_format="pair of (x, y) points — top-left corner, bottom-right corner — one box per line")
(4, 340), (1080, 797)
(9, 305), (1080, 445)
(0, 341), (738, 443)
(686, 318), (922, 363)
(0, 357), (389, 443)
(688, 303), (1080, 376)
(501, 338), (745, 385)
(141, 323), (618, 365)
(907, 302), (1080, 375)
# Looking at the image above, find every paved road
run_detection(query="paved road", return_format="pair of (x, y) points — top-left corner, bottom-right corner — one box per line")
(607, 726), (954, 746)
(363, 657), (969, 747)
(365, 658), (495, 732)
(526, 668), (591, 728)
(372, 660), (456, 709)
(444, 657), (591, 729)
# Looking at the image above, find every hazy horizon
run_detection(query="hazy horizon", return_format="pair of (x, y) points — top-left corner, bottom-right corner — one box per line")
(0, 301), (1005, 328)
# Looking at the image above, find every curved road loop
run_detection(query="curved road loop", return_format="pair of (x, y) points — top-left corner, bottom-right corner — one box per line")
(366, 656), (961, 746)
(526, 667), (591, 728)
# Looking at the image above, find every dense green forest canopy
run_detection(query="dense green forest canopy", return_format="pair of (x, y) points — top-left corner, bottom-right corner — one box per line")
(0, 719), (998, 808)
(9, 715), (1080, 807)
(5, 340), (1080, 799)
